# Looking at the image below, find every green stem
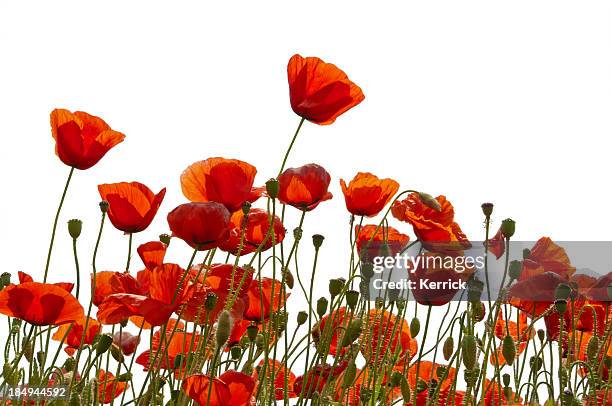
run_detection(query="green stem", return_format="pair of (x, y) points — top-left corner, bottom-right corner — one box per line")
(278, 117), (305, 176)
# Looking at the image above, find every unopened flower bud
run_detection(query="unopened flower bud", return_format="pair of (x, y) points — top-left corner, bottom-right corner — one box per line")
(502, 335), (516, 366)
(508, 260), (522, 280)
(502, 373), (510, 387)
(537, 329), (545, 342)
(555, 284), (571, 301)
(99, 200), (109, 213)
(110, 344), (124, 363)
(346, 290), (359, 310)
(341, 319), (362, 348)
(360, 262), (374, 279)
(159, 234), (171, 245)
(481, 203), (494, 217)
(443, 337), (454, 361)
(418, 192), (441, 212)
(1, 272), (11, 288)
(293, 227), (302, 241)
(471, 301), (486, 322)
(283, 268), (294, 289)
(36, 351), (45, 366)
(247, 324), (258, 342)
(241, 202), (251, 216)
(265, 178), (279, 199)
(523, 248), (531, 259)
(96, 334), (113, 355)
(312, 234), (325, 249)
(316, 297), (328, 317)
(530, 356), (543, 371)
(467, 278), (484, 302)
(63, 357), (75, 372)
(462, 335), (477, 370)
(215, 310), (232, 349)
(328, 278), (345, 297)
(67, 219), (82, 239)
(297, 311), (308, 325)
(205, 293), (218, 311)
(500, 218), (515, 239)
(410, 317), (420, 338)
(230, 346), (242, 360)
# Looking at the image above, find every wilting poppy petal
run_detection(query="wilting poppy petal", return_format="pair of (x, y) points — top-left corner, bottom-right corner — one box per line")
(181, 158), (258, 213)
(340, 172), (399, 217)
(219, 209), (285, 256)
(0, 282), (84, 326)
(98, 182), (166, 233)
(287, 54), (364, 125)
(137, 241), (167, 270)
(97, 370), (128, 404)
(278, 164), (333, 211)
(167, 202), (231, 250)
(113, 331), (141, 356)
(50, 109), (125, 170)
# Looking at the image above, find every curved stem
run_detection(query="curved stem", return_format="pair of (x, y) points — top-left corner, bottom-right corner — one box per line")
(278, 117), (305, 176)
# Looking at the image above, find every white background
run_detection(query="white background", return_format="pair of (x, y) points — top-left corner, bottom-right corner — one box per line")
(0, 0), (611, 396)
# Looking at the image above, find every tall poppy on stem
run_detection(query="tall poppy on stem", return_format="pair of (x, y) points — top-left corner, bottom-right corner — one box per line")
(167, 202), (231, 250)
(340, 172), (399, 217)
(183, 370), (256, 406)
(219, 208), (285, 256)
(277, 164), (333, 211)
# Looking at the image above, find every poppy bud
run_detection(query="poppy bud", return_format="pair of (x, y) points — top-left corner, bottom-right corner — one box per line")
(342, 362), (357, 389)
(67, 219), (82, 239)
(481, 202), (494, 217)
(316, 297), (328, 317)
(283, 268), (294, 289)
(508, 260), (522, 280)
(522, 248), (531, 259)
(296, 311), (308, 325)
(255, 334), (264, 349)
(415, 378), (428, 393)
(530, 356), (543, 371)
(500, 218), (515, 239)
(390, 371), (403, 387)
(341, 319), (362, 348)
(216, 311), (232, 350)
(117, 372), (132, 382)
(312, 234), (325, 249)
(410, 317), (420, 338)
(346, 290), (359, 309)
(462, 335), (477, 370)
(247, 324), (258, 342)
(587, 336), (599, 361)
(205, 293), (218, 311)
(36, 351), (45, 366)
(63, 357), (75, 372)
(463, 368), (479, 386)
(361, 262), (374, 279)
(241, 201), (251, 215)
(96, 334), (113, 355)
(265, 178), (279, 199)
(555, 299), (567, 314)
(159, 233), (171, 245)
(502, 335), (516, 366)
(400, 376), (411, 401)
(230, 346), (242, 360)
(467, 278), (484, 302)
(173, 354), (184, 369)
(293, 227), (302, 241)
(502, 373), (510, 386)
(555, 283), (571, 300)
(418, 192), (441, 212)
(111, 344), (124, 363)
(99, 200), (109, 213)
(0, 272), (11, 289)
(537, 329), (545, 342)
(329, 278), (345, 297)
(471, 301), (486, 323)
(443, 337), (454, 361)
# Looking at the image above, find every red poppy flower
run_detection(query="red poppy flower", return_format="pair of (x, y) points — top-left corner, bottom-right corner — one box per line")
(137, 241), (167, 270)
(98, 182), (166, 233)
(244, 278), (287, 321)
(219, 209), (285, 256)
(340, 172), (399, 217)
(406, 361), (457, 393)
(311, 307), (354, 357)
(200, 263), (254, 300)
(136, 324), (201, 372)
(18, 271), (74, 293)
(391, 193), (470, 253)
(50, 109), (125, 170)
(361, 309), (418, 366)
(183, 370), (256, 406)
(509, 272), (562, 317)
(52, 316), (100, 355)
(521, 237), (575, 281)
(543, 296), (609, 341)
(494, 312), (534, 342)
(97, 370), (128, 404)
(181, 157), (261, 213)
(278, 164), (333, 211)
(167, 202), (231, 250)
(92, 271), (143, 307)
(254, 359), (297, 400)
(294, 362), (347, 399)
(287, 54), (364, 125)
(355, 224), (410, 260)
(113, 331), (141, 356)
(0, 282), (84, 326)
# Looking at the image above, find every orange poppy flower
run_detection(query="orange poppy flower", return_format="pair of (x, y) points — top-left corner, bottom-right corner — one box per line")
(137, 241), (167, 270)
(361, 309), (418, 366)
(355, 224), (410, 260)
(97, 370), (128, 404)
(136, 325), (201, 372)
(183, 370), (256, 406)
(98, 182), (166, 233)
(311, 307), (354, 357)
(254, 359), (297, 400)
(293, 362), (347, 399)
(520, 237), (575, 281)
(113, 331), (140, 355)
(50, 109), (125, 170)
(219, 208), (285, 256)
(0, 281), (84, 326)
(244, 278), (287, 321)
(167, 202), (231, 250)
(340, 172), (399, 217)
(52, 316), (101, 355)
(287, 54), (364, 125)
(277, 164), (332, 211)
(181, 157), (261, 213)
(494, 312), (534, 342)
(391, 193), (470, 253)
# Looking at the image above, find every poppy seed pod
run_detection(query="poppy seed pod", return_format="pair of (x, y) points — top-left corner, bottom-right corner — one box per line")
(67, 219), (82, 239)
(247, 324), (258, 342)
(462, 335), (477, 370)
(443, 336), (454, 361)
(265, 178), (279, 199)
(522, 248), (531, 259)
(508, 260), (522, 280)
(205, 293), (218, 311)
(502, 373), (510, 387)
(215, 310), (232, 349)
(410, 317), (420, 338)
(416, 192), (442, 212)
(555, 300), (567, 314)
(312, 234), (325, 249)
(297, 311), (308, 325)
(500, 218), (515, 238)
(481, 202), (494, 217)
(0, 273), (10, 289)
(99, 200), (109, 213)
(537, 329), (545, 342)
(502, 335), (516, 366)
(159, 233), (171, 245)
(316, 297), (328, 317)
(530, 356), (543, 371)
(329, 278), (345, 297)
(346, 290), (359, 309)
(241, 201), (251, 216)
(555, 283), (571, 301)
(96, 334), (113, 355)
(230, 346), (242, 360)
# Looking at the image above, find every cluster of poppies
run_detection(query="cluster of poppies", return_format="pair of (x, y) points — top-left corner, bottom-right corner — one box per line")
(0, 53), (610, 406)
